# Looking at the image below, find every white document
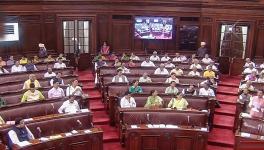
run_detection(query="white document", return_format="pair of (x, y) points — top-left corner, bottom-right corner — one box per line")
(241, 132), (251, 137)
(17, 141), (31, 147)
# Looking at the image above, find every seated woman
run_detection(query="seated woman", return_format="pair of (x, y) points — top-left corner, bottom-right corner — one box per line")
(108, 53), (118, 61)
(44, 55), (55, 62)
(121, 53), (130, 61)
(100, 41), (110, 55)
(130, 53), (140, 61)
(144, 90), (163, 108)
(245, 71), (258, 82)
(19, 56), (28, 65)
(127, 59), (136, 67)
(95, 58), (108, 69)
(165, 73), (179, 83)
(129, 80), (143, 94)
(58, 95), (80, 114)
(53, 59), (66, 69)
(167, 93), (188, 110)
(25, 59), (38, 71)
(21, 83), (45, 102)
(258, 72), (264, 83)
(182, 84), (197, 96)
(114, 58), (122, 67)
(120, 92), (136, 108)
(112, 69), (129, 83)
(249, 90), (264, 118)
(0, 65), (9, 74)
(139, 72), (152, 83)
(8, 118), (35, 149)
(165, 81), (179, 94)
(32, 56), (40, 63)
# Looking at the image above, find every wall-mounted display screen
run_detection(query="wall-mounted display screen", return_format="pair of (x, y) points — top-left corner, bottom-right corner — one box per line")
(134, 16), (174, 40)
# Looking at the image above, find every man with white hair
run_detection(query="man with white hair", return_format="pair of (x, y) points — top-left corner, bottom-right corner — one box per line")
(150, 51), (160, 61)
(197, 42), (207, 57)
(154, 63), (169, 75)
(38, 43), (47, 58)
(244, 58), (255, 68)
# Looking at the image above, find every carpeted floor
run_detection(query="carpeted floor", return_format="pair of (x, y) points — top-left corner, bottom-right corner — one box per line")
(77, 70), (241, 150)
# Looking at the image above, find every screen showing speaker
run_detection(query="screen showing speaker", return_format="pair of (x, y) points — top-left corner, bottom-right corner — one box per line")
(134, 16), (174, 40)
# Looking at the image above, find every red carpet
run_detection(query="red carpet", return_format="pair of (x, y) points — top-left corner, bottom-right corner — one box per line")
(78, 71), (241, 150)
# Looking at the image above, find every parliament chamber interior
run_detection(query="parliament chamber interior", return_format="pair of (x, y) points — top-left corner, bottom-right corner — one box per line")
(0, 0), (264, 150)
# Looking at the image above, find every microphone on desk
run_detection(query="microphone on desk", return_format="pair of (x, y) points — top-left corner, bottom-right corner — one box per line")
(37, 127), (42, 138)
(77, 119), (83, 129)
(146, 113), (150, 124)
(187, 115), (190, 125)
(51, 103), (55, 114)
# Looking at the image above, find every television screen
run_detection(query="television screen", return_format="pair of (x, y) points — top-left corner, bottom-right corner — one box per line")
(134, 16), (174, 40)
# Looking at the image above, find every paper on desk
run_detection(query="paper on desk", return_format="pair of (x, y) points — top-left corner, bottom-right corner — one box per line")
(81, 109), (89, 113)
(23, 118), (33, 122)
(40, 137), (49, 142)
(71, 130), (78, 134)
(6, 121), (15, 125)
(241, 113), (251, 118)
(131, 125), (138, 129)
(153, 124), (160, 128)
(159, 124), (166, 128)
(17, 141), (31, 147)
(201, 110), (208, 112)
(84, 130), (92, 133)
(147, 124), (153, 128)
(65, 133), (72, 137)
(241, 132), (251, 137)
(200, 128), (207, 131)
(49, 135), (62, 139)
(166, 125), (178, 128)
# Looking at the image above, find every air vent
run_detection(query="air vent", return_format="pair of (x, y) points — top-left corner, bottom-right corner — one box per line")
(112, 15), (132, 20)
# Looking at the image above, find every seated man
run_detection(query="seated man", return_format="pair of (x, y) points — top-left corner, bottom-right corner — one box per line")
(238, 88), (252, 104)
(182, 84), (197, 96)
(56, 53), (66, 61)
(120, 92), (136, 108)
(165, 73), (179, 83)
(244, 58), (255, 68)
(167, 93), (188, 110)
(172, 53), (187, 62)
(206, 62), (218, 71)
(24, 59), (38, 71)
(243, 63), (258, 74)
(44, 67), (56, 78)
(188, 67), (201, 77)
(95, 58), (108, 69)
(144, 90), (163, 108)
(33, 56), (40, 63)
(112, 69), (129, 83)
(139, 72), (152, 83)
(201, 54), (213, 64)
(8, 118), (34, 148)
(150, 51), (160, 61)
(170, 66), (183, 76)
(23, 74), (41, 90)
(189, 59), (202, 70)
(50, 72), (64, 86)
(129, 80), (143, 94)
(6, 56), (15, 66)
(58, 95), (81, 114)
(165, 81), (179, 94)
(198, 83), (215, 97)
(66, 79), (84, 97)
(260, 62), (264, 69)
(0, 56), (6, 67)
(21, 83), (45, 102)
(141, 57), (155, 67)
(130, 53), (140, 61)
(239, 80), (255, 92)
(48, 80), (65, 99)
(164, 60), (175, 68)
(203, 65), (215, 78)
(11, 61), (26, 73)
(154, 63), (169, 75)
(161, 53), (170, 61)
(118, 62), (130, 74)
(121, 53), (130, 61)
(0, 65), (9, 74)
(19, 56), (28, 65)
(53, 58), (66, 69)
(248, 90), (264, 118)
(44, 55), (55, 62)
(245, 71), (258, 82)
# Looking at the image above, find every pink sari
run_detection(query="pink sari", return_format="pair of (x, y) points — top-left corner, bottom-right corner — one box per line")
(101, 46), (110, 54)
(250, 97), (264, 118)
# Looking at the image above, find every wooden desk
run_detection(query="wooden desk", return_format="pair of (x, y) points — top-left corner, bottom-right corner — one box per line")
(13, 128), (103, 150)
(235, 132), (264, 150)
(125, 124), (208, 150)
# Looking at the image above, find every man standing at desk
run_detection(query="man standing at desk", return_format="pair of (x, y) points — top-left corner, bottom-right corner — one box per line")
(197, 42), (208, 57)
(8, 118), (34, 149)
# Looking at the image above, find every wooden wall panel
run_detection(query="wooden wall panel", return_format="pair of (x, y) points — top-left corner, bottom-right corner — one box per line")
(97, 14), (110, 51)
(43, 14), (57, 51)
(112, 21), (132, 52)
(255, 20), (264, 58)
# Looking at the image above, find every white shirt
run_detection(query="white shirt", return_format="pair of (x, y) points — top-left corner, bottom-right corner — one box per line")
(161, 56), (171, 61)
(53, 62), (66, 69)
(130, 56), (140, 61)
(8, 126), (35, 145)
(188, 71), (200, 76)
(260, 64), (264, 69)
(58, 100), (80, 114)
(154, 68), (169, 75)
(139, 76), (152, 83)
(243, 68), (258, 74)
(48, 87), (65, 99)
(66, 86), (82, 96)
(244, 62), (255, 67)
(202, 58), (212, 64)
(150, 55), (160, 61)
(44, 72), (56, 78)
(0, 68), (9, 74)
(258, 78), (264, 83)
(165, 77), (179, 83)
(141, 61), (155, 67)
(199, 88), (215, 96)
(170, 69), (183, 76)
(119, 67), (130, 74)
(112, 75), (129, 83)
(11, 65), (26, 73)
(172, 56), (187, 62)
(165, 63), (175, 68)
(120, 96), (136, 108)
(206, 65), (218, 71)
(239, 84), (254, 91)
(190, 64), (202, 70)
(50, 78), (64, 86)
